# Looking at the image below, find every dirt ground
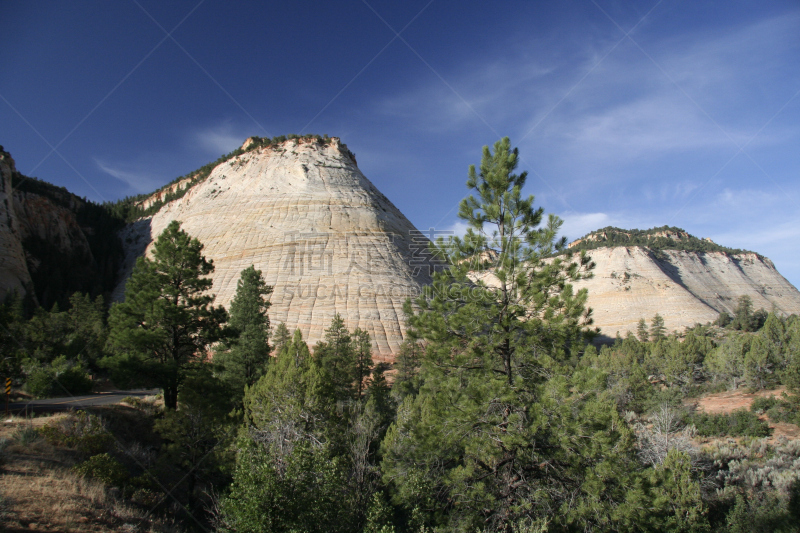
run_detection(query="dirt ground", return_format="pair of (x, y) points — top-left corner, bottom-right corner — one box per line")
(686, 386), (800, 441)
(0, 412), (175, 533)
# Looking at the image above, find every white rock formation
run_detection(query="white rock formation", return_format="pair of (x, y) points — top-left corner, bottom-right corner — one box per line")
(572, 247), (800, 337)
(115, 138), (439, 361)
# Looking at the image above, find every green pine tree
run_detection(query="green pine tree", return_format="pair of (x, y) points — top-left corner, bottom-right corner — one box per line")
(391, 338), (423, 402)
(650, 313), (667, 342)
(104, 221), (227, 410)
(272, 322), (291, 354)
(381, 139), (639, 531)
(637, 318), (649, 343)
(214, 265), (273, 399)
(314, 314), (356, 403)
(352, 327), (374, 401)
(224, 328), (356, 532)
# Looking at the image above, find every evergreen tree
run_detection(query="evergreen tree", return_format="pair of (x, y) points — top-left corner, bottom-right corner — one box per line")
(782, 319), (800, 390)
(381, 139), (638, 530)
(637, 318), (649, 343)
(154, 365), (234, 510)
(391, 338), (423, 401)
(352, 327), (374, 401)
(224, 329), (357, 532)
(705, 333), (750, 389)
(104, 221), (227, 410)
(314, 314), (356, 403)
(650, 313), (667, 342)
(365, 363), (394, 438)
(272, 322), (291, 354)
(731, 295), (754, 331)
(744, 334), (775, 390)
(214, 266), (273, 399)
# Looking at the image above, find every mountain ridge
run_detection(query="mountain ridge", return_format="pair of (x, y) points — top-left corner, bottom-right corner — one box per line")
(110, 136), (440, 360)
(2, 140), (800, 354)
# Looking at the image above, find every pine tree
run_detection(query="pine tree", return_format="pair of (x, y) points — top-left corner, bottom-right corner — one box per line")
(650, 313), (667, 342)
(225, 328), (356, 532)
(272, 322), (291, 354)
(392, 338), (423, 401)
(105, 221), (227, 410)
(314, 314), (356, 403)
(352, 327), (374, 401)
(731, 295), (754, 331)
(782, 319), (800, 390)
(214, 265), (273, 399)
(381, 138), (638, 530)
(745, 334), (775, 390)
(637, 318), (649, 343)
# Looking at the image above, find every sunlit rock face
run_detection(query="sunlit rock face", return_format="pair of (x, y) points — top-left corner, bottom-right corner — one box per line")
(114, 138), (440, 361)
(572, 247), (800, 337)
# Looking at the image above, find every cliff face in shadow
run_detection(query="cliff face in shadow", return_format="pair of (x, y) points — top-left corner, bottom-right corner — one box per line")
(0, 146), (124, 309)
(0, 147), (32, 301)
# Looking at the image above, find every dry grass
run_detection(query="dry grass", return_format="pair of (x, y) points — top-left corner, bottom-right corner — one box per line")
(0, 413), (179, 533)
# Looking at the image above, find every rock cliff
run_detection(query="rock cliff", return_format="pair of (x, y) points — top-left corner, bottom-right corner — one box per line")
(572, 246), (800, 338)
(114, 137), (440, 361)
(0, 147), (32, 299)
(0, 147), (124, 308)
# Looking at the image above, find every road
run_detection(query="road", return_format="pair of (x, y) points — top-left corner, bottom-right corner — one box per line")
(5, 389), (160, 415)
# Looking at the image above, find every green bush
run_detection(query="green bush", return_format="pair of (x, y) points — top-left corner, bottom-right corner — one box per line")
(688, 409), (771, 437)
(766, 400), (800, 425)
(24, 356), (93, 398)
(73, 453), (129, 486)
(750, 396), (780, 414)
(39, 410), (113, 455)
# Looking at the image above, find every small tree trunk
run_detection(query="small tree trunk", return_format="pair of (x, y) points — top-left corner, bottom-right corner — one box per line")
(164, 386), (178, 410)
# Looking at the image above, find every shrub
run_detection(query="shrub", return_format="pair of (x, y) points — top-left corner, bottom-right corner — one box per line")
(688, 409), (771, 437)
(751, 396), (780, 414)
(723, 492), (795, 533)
(121, 395), (160, 416)
(39, 410), (113, 455)
(767, 402), (800, 425)
(24, 356), (92, 398)
(12, 424), (42, 446)
(73, 453), (129, 486)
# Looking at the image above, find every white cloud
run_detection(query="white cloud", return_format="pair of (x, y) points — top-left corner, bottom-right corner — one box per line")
(191, 122), (251, 156)
(557, 212), (613, 242)
(94, 159), (161, 193)
(557, 94), (753, 158)
(442, 220), (470, 238)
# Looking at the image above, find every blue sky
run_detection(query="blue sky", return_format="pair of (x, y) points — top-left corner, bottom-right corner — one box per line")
(2, 1), (799, 286)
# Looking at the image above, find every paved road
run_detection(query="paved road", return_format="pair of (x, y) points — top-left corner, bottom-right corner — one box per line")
(5, 389), (160, 415)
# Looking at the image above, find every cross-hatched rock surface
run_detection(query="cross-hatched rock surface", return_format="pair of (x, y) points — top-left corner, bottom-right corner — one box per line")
(114, 138), (440, 361)
(572, 246), (800, 337)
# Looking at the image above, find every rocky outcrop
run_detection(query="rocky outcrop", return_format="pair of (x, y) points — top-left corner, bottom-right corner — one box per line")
(573, 247), (800, 337)
(135, 176), (194, 210)
(0, 148), (32, 300)
(0, 147), (124, 308)
(114, 138), (440, 361)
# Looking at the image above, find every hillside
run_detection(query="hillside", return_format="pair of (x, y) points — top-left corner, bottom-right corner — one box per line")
(4, 141), (800, 351)
(111, 136), (441, 360)
(0, 146), (124, 309)
(567, 225), (755, 256)
(564, 229), (800, 337)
